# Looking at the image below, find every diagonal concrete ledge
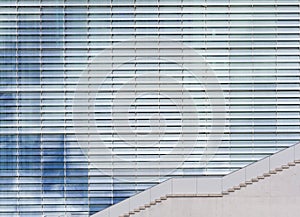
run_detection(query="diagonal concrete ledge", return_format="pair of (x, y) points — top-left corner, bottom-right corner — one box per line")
(91, 142), (300, 217)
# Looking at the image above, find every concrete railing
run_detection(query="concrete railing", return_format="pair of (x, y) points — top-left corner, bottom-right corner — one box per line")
(92, 177), (223, 217)
(92, 142), (300, 217)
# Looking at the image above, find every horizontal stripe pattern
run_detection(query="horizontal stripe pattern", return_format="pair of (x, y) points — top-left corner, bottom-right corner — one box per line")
(0, 0), (300, 216)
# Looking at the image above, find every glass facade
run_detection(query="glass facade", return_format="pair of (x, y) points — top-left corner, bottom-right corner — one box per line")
(0, 0), (300, 216)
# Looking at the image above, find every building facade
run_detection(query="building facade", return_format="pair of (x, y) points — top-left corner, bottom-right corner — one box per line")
(1, 0), (300, 216)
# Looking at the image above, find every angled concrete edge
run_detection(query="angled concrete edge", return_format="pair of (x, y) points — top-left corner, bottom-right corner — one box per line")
(91, 142), (300, 217)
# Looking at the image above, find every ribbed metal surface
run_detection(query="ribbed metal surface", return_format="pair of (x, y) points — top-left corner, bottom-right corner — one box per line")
(0, 0), (300, 216)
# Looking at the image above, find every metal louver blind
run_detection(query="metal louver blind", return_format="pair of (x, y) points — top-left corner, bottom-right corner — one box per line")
(0, 0), (300, 216)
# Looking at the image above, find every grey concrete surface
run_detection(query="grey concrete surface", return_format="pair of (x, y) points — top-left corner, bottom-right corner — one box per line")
(134, 163), (300, 217)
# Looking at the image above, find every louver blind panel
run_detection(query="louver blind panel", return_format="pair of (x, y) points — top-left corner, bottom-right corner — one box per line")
(0, 0), (300, 216)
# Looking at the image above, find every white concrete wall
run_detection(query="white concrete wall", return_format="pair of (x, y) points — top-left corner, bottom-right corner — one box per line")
(134, 163), (300, 217)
